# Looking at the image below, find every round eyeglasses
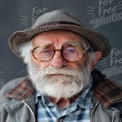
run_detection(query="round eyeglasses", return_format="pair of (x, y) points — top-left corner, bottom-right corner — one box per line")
(32, 45), (90, 62)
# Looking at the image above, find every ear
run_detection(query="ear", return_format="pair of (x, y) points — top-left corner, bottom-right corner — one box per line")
(91, 51), (102, 69)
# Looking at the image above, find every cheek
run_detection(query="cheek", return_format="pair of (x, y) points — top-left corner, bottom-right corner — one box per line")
(37, 62), (50, 70)
(68, 56), (90, 70)
(67, 62), (82, 70)
(32, 57), (50, 70)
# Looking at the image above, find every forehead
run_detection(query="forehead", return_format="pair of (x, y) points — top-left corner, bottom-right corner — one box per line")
(32, 30), (88, 47)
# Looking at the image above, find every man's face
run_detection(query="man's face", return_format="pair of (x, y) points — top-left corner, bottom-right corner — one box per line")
(28, 30), (92, 99)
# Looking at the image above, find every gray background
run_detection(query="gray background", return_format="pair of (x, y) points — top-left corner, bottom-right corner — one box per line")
(0, 0), (122, 88)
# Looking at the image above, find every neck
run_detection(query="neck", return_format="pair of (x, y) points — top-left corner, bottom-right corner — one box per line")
(48, 91), (81, 108)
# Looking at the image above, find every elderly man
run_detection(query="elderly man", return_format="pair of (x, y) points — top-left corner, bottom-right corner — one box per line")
(0, 10), (122, 122)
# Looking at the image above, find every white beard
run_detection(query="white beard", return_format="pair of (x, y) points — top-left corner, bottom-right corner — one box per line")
(28, 64), (91, 99)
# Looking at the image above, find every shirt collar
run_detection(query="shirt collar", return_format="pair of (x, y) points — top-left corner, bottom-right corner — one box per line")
(77, 82), (93, 109)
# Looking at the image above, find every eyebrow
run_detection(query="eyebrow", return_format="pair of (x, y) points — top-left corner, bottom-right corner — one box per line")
(33, 41), (81, 49)
(33, 43), (53, 49)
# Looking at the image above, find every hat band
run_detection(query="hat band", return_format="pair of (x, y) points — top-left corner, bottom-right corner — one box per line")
(39, 21), (81, 27)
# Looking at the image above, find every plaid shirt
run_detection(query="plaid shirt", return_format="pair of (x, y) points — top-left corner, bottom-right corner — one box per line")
(35, 83), (93, 122)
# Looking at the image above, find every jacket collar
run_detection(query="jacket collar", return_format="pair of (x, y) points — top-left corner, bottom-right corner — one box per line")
(6, 78), (36, 100)
(6, 69), (122, 108)
(91, 69), (122, 108)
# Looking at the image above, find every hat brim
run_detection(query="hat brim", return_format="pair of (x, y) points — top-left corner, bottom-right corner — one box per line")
(9, 23), (111, 58)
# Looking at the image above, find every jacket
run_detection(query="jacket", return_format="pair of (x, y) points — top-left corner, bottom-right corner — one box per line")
(0, 69), (122, 122)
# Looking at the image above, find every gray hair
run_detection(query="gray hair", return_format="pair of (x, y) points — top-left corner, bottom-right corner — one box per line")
(19, 41), (33, 65)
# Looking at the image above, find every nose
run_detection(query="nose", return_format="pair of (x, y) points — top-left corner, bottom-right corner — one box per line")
(51, 51), (67, 68)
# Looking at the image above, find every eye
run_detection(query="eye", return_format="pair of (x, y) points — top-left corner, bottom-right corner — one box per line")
(64, 47), (77, 54)
(41, 48), (52, 54)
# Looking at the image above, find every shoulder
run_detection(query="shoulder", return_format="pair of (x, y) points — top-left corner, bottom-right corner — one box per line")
(107, 78), (122, 88)
(91, 69), (122, 108)
(0, 76), (28, 103)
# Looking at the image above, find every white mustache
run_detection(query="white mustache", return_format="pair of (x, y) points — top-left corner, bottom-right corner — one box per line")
(35, 67), (81, 77)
